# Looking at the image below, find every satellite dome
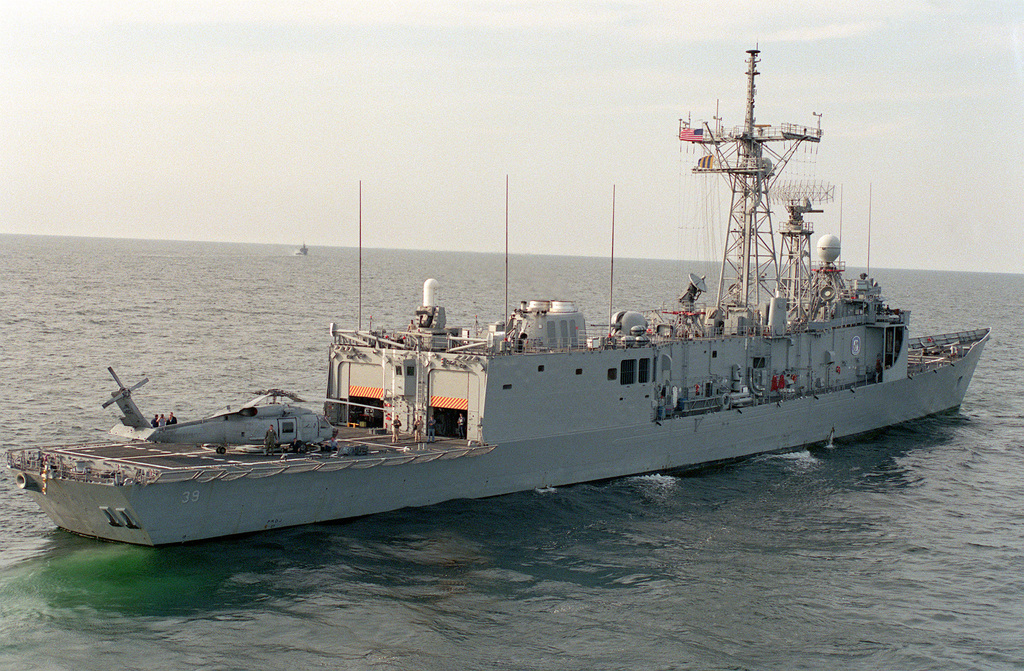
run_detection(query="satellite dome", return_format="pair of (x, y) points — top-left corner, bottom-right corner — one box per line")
(816, 234), (841, 264)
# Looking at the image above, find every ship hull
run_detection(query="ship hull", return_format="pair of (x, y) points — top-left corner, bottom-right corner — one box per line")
(15, 336), (984, 546)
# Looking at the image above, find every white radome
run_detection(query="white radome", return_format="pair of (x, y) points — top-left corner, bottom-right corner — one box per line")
(817, 234), (841, 264)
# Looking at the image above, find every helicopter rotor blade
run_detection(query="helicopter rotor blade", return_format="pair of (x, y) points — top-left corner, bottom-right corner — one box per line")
(107, 366), (126, 389)
(252, 389), (306, 403)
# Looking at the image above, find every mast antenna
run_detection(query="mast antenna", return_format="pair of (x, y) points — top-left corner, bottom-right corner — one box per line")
(358, 180), (363, 331)
(608, 185), (616, 336)
(867, 183), (872, 273)
(504, 175), (509, 328)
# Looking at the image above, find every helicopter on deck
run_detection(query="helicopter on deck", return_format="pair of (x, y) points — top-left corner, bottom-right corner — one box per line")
(102, 368), (334, 452)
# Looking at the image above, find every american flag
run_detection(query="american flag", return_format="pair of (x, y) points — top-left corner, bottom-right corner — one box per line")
(679, 127), (704, 142)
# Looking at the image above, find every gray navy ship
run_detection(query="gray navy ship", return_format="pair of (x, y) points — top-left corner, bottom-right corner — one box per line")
(8, 50), (989, 545)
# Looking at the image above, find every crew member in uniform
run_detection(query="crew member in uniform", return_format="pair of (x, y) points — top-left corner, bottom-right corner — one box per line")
(264, 424), (277, 455)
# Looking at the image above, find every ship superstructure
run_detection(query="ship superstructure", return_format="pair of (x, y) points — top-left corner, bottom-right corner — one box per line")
(7, 50), (989, 545)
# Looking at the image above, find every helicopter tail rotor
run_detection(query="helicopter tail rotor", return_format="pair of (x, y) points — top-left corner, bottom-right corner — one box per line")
(102, 367), (151, 429)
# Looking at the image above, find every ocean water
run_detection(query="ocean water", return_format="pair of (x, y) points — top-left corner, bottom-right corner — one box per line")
(1, 234), (1022, 670)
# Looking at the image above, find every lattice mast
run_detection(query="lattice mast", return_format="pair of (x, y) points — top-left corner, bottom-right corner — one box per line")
(684, 49), (822, 313)
(773, 182), (835, 322)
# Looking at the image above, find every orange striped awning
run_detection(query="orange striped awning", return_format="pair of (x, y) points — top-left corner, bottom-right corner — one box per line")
(430, 396), (468, 410)
(348, 386), (384, 399)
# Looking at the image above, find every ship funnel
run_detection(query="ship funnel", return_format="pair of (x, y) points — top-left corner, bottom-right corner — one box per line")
(423, 278), (440, 307)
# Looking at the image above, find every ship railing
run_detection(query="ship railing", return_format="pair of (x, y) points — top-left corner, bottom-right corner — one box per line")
(873, 311), (907, 324)
(6, 448), (42, 473)
(332, 329), (413, 351)
(907, 328), (989, 374)
(7, 442), (503, 487)
(651, 373), (886, 422)
(780, 122), (823, 140)
(718, 123), (822, 143)
(6, 447), (160, 486)
(500, 337), (592, 355)
(908, 328), (989, 352)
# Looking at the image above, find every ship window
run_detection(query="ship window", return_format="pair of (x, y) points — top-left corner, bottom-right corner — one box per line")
(752, 357), (766, 369)
(575, 368), (583, 375)
(502, 384), (512, 390)
(395, 366), (402, 376)
(620, 359), (636, 385)
(712, 350), (718, 358)
(638, 358), (650, 384)
(538, 365), (545, 372)
(406, 365), (415, 377)
(608, 367), (617, 381)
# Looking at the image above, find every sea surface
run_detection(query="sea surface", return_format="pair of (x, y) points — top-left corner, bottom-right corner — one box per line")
(1, 234), (1022, 670)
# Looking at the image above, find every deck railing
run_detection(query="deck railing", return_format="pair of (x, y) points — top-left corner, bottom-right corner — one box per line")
(7, 448), (158, 487)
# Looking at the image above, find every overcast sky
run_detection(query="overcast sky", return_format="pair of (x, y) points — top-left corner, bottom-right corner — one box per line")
(3, 1), (1022, 273)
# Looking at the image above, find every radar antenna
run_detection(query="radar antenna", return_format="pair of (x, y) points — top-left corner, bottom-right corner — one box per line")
(772, 180), (835, 322)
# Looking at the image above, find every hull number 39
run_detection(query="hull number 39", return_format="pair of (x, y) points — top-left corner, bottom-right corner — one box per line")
(181, 490), (200, 504)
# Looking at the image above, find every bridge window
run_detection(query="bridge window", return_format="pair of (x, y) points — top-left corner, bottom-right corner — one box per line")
(620, 359), (636, 385)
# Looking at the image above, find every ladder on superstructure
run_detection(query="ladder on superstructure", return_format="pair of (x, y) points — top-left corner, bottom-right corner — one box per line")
(414, 347), (430, 424)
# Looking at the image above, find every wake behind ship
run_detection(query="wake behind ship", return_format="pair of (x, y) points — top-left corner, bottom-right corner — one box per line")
(7, 50), (989, 545)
